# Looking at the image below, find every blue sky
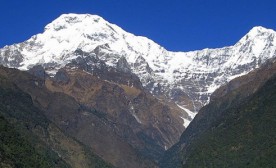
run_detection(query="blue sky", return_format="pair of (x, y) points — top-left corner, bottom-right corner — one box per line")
(1, 0), (276, 51)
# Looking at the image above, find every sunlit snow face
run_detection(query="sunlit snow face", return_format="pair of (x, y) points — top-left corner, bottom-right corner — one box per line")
(1, 14), (276, 125)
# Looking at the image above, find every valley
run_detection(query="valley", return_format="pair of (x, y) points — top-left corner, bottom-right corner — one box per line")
(0, 13), (275, 168)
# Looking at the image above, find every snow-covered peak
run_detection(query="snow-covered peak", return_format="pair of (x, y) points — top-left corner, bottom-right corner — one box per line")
(15, 13), (169, 71)
(45, 13), (167, 56)
(230, 26), (276, 65)
(44, 13), (104, 31)
(247, 26), (275, 37)
(235, 26), (276, 51)
(1, 13), (276, 127)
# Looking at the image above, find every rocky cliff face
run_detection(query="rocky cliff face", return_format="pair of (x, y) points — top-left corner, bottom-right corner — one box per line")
(2, 66), (160, 168)
(1, 14), (276, 125)
(25, 48), (185, 161)
(45, 66), (184, 160)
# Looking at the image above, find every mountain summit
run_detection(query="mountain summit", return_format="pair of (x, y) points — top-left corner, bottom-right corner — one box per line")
(1, 13), (276, 125)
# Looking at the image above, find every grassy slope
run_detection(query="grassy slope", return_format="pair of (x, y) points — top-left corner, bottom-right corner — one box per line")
(0, 74), (113, 168)
(0, 115), (68, 168)
(182, 75), (276, 167)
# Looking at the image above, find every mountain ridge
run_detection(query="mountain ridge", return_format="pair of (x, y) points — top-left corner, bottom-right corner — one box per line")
(1, 13), (276, 167)
(1, 13), (276, 126)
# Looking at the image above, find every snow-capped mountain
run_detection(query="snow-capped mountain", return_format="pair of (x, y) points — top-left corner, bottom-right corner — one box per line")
(1, 13), (276, 124)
